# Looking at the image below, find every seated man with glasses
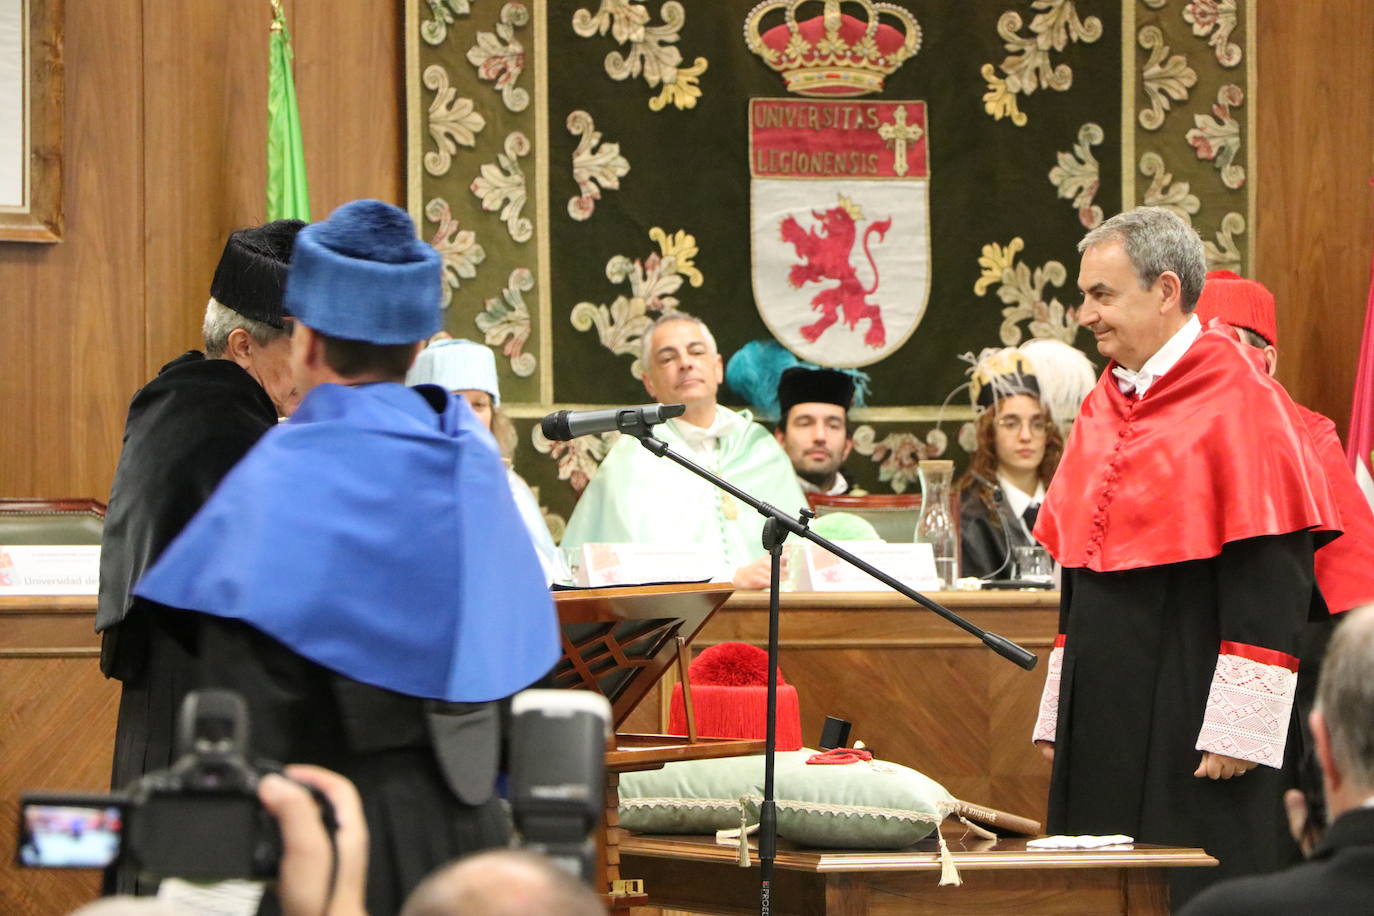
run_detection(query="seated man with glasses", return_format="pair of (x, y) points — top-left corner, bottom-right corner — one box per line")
(955, 347), (1064, 578)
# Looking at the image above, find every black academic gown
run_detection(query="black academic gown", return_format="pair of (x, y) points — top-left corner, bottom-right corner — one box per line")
(98, 351), (279, 787)
(1176, 806), (1374, 915)
(1048, 533), (1318, 907)
(959, 488), (1036, 579)
(193, 617), (510, 915)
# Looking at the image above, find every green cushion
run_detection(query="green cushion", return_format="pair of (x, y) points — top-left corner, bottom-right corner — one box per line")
(618, 753), (760, 834)
(618, 750), (954, 849)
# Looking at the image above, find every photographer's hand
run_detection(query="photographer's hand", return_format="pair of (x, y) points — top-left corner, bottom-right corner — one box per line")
(258, 765), (369, 916)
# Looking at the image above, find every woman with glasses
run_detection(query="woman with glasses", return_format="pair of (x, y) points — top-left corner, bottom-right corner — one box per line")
(956, 347), (1066, 579)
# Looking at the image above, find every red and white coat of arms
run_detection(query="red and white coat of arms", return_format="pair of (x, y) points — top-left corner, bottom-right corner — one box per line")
(750, 99), (931, 368)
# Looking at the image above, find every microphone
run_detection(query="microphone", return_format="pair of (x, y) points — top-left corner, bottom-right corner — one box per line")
(540, 403), (686, 441)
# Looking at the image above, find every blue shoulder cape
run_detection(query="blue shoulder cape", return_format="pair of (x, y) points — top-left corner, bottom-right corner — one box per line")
(134, 382), (559, 702)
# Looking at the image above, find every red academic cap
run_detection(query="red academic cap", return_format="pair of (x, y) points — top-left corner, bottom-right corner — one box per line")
(1194, 269), (1278, 347)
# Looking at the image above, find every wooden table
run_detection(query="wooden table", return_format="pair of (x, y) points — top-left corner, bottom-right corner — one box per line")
(620, 590), (1061, 823)
(1, 589), (1060, 915)
(623, 828), (1216, 916)
(0, 595), (118, 916)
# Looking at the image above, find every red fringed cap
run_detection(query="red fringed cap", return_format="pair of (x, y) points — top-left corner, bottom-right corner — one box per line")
(1194, 269), (1278, 346)
(669, 642), (803, 751)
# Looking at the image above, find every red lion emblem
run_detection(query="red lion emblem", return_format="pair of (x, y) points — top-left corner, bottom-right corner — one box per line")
(780, 197), (891, 347)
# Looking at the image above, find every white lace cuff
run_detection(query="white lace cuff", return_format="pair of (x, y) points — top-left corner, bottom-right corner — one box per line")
(1195, 641), (1299, 769)
(1032, 636), (1065, 744)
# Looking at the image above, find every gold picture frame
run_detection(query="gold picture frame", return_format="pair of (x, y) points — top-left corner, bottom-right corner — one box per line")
(0, 0), (62, 243)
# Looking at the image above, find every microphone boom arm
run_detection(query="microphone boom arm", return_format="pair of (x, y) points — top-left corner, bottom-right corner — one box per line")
(632, 431), (1037, 670)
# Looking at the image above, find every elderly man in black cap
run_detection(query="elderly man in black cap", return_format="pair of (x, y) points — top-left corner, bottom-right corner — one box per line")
(98, 219), (305, 796)
(774, 366), (863, 496)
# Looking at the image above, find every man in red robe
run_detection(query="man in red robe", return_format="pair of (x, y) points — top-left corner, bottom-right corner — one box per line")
(1193, 269), (1374, 847)
(1194, 270), (1374, 617)
(1032, 207), (1340, 906)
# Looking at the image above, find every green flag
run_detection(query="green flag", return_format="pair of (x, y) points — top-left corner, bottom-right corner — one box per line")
(267, 1), (310, 221)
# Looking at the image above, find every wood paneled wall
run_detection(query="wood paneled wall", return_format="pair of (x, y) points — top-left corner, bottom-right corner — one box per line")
(1256, 0), (1374, 439)
(0, 1), (1371, 498)
(0, 0), (402, 502)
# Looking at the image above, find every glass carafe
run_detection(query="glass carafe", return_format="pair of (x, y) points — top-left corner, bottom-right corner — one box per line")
(914, 459), (958, 588)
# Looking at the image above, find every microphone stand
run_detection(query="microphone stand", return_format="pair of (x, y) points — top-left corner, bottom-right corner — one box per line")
(628, 428), (1037, 916)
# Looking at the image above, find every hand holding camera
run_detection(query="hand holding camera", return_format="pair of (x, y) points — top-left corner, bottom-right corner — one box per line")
(258, 765), (368, 916)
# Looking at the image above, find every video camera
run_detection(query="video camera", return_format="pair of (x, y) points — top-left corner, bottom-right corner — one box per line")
(18, 689), (333, 881)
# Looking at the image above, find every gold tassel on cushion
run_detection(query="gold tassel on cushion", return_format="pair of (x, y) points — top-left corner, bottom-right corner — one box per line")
(712, 799), (758, 868)
(937, 829), (961, 887)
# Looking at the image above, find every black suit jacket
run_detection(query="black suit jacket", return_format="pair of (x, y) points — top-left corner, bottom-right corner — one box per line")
(1177, 806), (1374, 915)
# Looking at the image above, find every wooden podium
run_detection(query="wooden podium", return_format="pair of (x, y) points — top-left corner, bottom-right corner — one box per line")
(552, 582), (765, 911)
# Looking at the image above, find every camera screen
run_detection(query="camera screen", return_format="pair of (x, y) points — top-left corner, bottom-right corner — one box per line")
(18, 801), (123, 868)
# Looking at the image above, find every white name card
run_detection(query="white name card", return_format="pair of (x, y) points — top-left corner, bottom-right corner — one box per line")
(790, 540), (942, 593)
(574, 543), (718, 587)
(0, 545), (101, 595)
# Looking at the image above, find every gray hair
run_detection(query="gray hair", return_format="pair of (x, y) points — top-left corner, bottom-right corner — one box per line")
(1316, 605), (1374, 791)
(1078, 207), (1207, 313)
(201, 297), (288, 358)
(639, 310), (718, 367)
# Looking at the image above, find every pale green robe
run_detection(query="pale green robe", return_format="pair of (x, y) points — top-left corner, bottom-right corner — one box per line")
(560, 407), (808, 573)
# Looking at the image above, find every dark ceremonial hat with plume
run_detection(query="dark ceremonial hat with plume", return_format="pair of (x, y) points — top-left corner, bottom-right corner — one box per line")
(210, 219), (306, 328)
(966, 347), (1040, 412)
(726, 339), (869, 422)
(284, 199), (442, 344)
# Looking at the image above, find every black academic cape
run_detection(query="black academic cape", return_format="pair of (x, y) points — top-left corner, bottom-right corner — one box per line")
(958, 487), (1036, 579)
(193, 617), (510, 916)
(98, 352), (278, 785)
(1176, 805), (1374, 915)
(1047, 535), (1317, 907)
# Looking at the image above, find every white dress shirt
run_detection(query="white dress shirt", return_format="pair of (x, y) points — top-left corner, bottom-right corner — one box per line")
(1110, 315), (1201, 397)
(998, 475), (1046, 541)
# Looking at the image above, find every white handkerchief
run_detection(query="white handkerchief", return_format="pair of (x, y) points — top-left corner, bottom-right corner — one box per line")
(1026, 834), (1134, 849)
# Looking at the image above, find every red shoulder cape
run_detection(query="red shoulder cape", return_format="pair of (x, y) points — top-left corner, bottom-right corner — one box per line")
(1300, 404), (1374, 612)
(1035, 329), (1340, 572)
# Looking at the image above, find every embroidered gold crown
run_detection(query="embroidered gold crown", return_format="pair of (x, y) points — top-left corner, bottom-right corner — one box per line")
(744, 0), (921, 98)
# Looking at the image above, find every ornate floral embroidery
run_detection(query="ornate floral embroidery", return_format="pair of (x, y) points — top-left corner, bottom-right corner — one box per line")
(974, 239), (1078, 345)
(1049, 122), (1104, 229)
(423, 65), (486, 177)
(571, 0), (708, 111)
(1138, 25), (1197, 130)
(1187, 84), (1245, 189)
(466, 2), (530, 113)
(532, 426), (619, 493)
(470, 131), (533, 242)
(570, 227), (704, 378)
(1183, 0), (1241, 68)
(475, 268), (537, 377)
(421, 0), (472, 46)
(851, 426), (947, 494)
(1197, 650), (1297, 769)
(1033, 643), (1064, 744)
(567, 110), (630, 222)
(1203, 212), (1245, 272)
(425, 198), (486, 305)
(1139, 152), (1201, 221)
(981, 1), (1103, 126)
